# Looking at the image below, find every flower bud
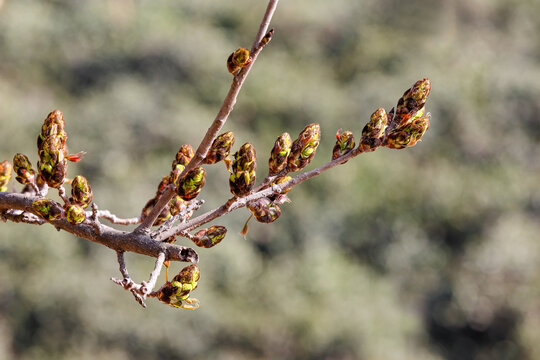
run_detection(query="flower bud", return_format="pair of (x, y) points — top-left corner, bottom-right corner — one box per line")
(192, 225), (227, 248)
(332, 130), (355, 160)
(204, 131), (235, 165)
(176, 167), (206, 201)
(32, 198), (63, 220)
(156, 264), (201, 309)
(229, 143), (257, 197)
(12, 153), (36, 185)
(359, 108), (388, 152)
(0, 160), (12, 192)
(65, 204), (86, 224)
(386, 115), (430, 149)
(227, 48), (252, 75)
(393, 78), (431, 129)
(287, 123), (321, 172)
(247, 197), (281, 223)
(172, 144), (194, 171)
(268, 132), (292, 175)
(37, 134), (67, 188)
(70, 175), (93, 208)
(38, 110), (66, 149)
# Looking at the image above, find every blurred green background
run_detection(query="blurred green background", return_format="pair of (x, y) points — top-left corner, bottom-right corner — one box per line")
(1, 0), (539, 359)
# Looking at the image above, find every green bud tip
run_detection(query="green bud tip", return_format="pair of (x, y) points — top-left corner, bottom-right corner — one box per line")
(32, 198), (63, 220)
(332, 129), (355, 160)
(229, 143), (257, 197)
(192, 225), (227, 248)
(0, 160), (13, 192)
(227, 48), (253, 75)
(13, 153), (36, 185)
(247, 197), (282, 223)
(173, 144), (194, 169)
(157, 264), (201, 309)
(386, 114), (430, 149)
(70, 175), (93, 208)
(205, 131), (235, 165)
(359, 108), (388, 152)
(177, 167), (206, 201)
(268, 132), (292, 175)
(65, 204), (86, 224)
(287, 123), (321, 173)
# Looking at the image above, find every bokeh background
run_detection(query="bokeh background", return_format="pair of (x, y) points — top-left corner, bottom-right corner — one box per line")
(1, 0), (539, 359)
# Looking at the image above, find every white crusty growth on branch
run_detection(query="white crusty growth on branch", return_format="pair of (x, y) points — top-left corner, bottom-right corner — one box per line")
(0, 0), (432, 309)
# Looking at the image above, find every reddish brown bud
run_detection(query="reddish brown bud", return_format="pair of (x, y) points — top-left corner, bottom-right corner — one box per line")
(227, 48), (252, 75)
(70, 175), (93, 208)
(176, 167), (206, 201)
(32, 198), (63, 220)
(247, 197), (281, 223)
(229, 143), (257, 197)
(332, 130), (355, 160)
(204, 131), (235, 165)
(287, 123), (321, 172)
(192, 225), (227, 248)
(268, 132), (292, 175)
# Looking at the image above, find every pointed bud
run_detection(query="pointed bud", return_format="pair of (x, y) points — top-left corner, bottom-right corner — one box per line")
(386, 115), (430, 149)
(229, 143), (257, 197)
(227, 48), (252, 75)
(37, 110), (66, 149)
(258, 28), (274, 48)
(204, 131), (235, 165)
(32, 198), (63, 220)
(359, 108), (388, 152)
(65, 204), (86, 224)
(176, 167), (206, 201)
(247, 197), (281, 223)
(332, 130), (355, 160)
(287, 123), (321, 173)
(169, 195), (188, 217)
(268, 132), (292, 175)
(156, 264), (201, 309)
(140, 197), (171, 226)
(70, 175), (93, 208)
(173, 144), (194, 170)
(0, 160), (12, 192)
(392, 78), (431, 129)
(192, 225), (227, 248)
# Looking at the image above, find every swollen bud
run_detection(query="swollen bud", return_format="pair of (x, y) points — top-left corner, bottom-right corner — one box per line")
(156, 264), (201, 309)
(359, 108), (388, 152)
(12, 154), (36, 185)
(173, 144), (195, 171)
(204, 131), (235, 165)
(386, 115), (430, 149)
(65, 204), (86, 224)
(268, 132), (292, 175)
(332, 130), (355, 160)
(192, 225), (227, 248)
(0, 160), (12, 192)
(287, 123), (321, 172)
(227, 48), (252, 75)
(258, 28), (274, 48)
(229, 143), (257, 197)
(247, 197), (281, 223)
(32, 198), (63, 220)
(176, 167), (206, 201)
(70, 175), (93, 208)
(393, 78), (431, 129)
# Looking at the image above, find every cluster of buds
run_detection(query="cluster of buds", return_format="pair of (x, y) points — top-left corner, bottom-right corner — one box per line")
(191, 225), (227, 248)
(227, 48), (253, 75)
(287, 124), (321, 173)
(156, 264), (201, 309)
(36, 110), (83, 188)
(229, 143), (257, 197)
(204, 131), (235, 168)
(141, 144), (196, 226)
(385, 78), (431, 149)
(0, 160), (12, 192)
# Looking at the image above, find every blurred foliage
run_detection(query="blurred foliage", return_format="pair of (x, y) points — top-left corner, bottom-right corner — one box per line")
(1, 0), (540, 359)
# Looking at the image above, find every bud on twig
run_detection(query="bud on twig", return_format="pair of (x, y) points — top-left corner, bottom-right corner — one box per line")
(386, 115), (430, 149)
(359, 108), (388, 152)
(192, 225), (227, 248)
(37, 135), (68, 188)
(392, 78), (431, 130)
(32, 198), (63, 220)
(0, 160), (12, 192)
(176, 167), (206, 201)
(332, 130), (355, 160)
(12, 154), (36, 185)
(258, 28), (274, 48)
(156, 264), (201, 309)
(70, 175), (93, 208)
(204, 131), (235, 165)
(287, 123), (321, 172)
(247, 197), (281, 223)
(229, 143), (257, 197)
(227, 48), (253, 75)
(268, 132), (292, 175)
(65, 204), (86, 224)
